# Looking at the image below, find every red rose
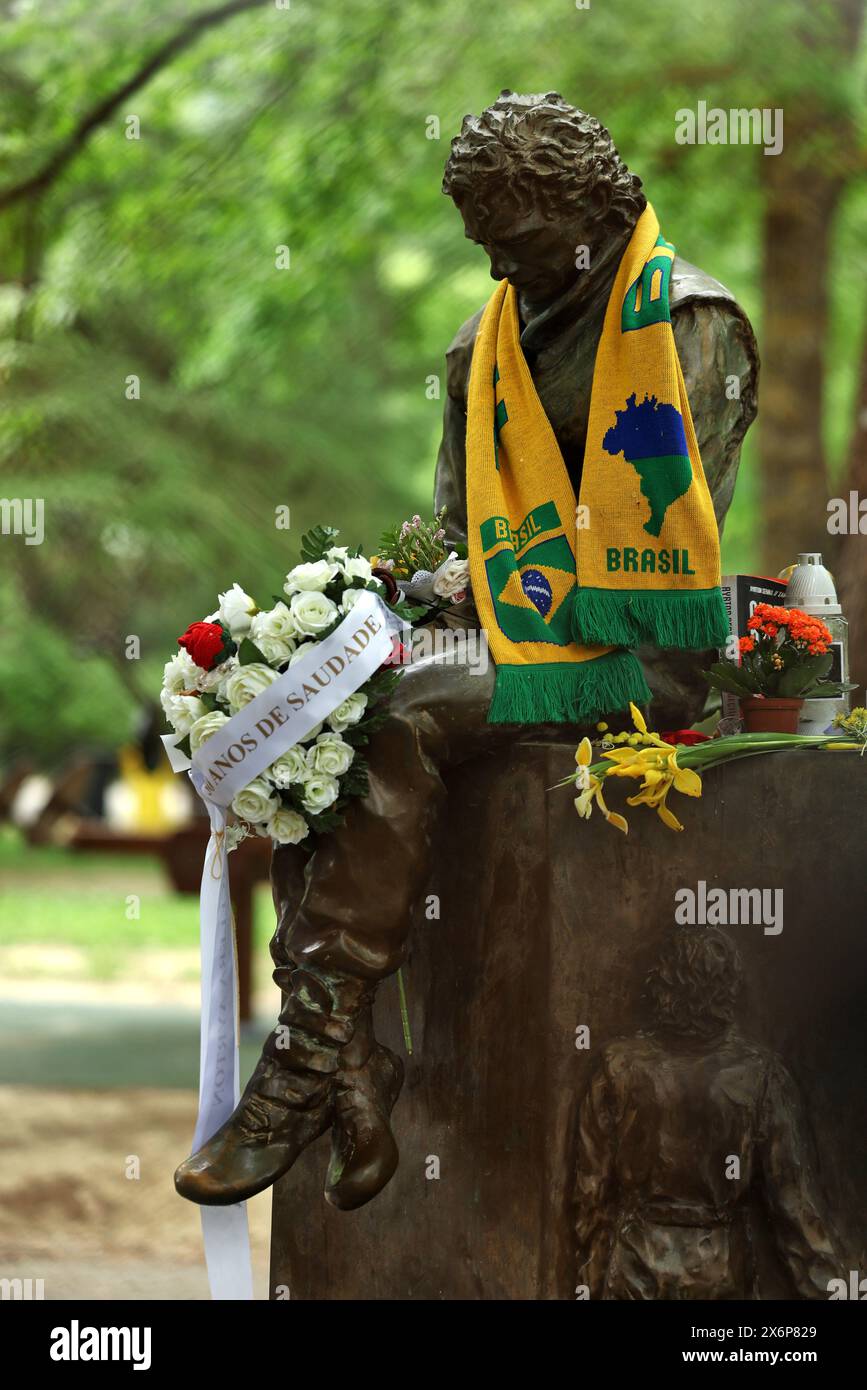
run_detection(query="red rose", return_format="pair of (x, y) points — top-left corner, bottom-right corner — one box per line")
(661, 729), (712, 746)
(178, 620), (232, 671)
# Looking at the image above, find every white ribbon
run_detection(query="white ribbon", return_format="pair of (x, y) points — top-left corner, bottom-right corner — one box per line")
(189, 786), (253, 1301)
(162, 591), (403, 1299)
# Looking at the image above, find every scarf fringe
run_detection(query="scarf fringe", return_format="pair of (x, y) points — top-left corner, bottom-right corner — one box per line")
(487, 650), (653, 725)
(572, 587), (729, 651)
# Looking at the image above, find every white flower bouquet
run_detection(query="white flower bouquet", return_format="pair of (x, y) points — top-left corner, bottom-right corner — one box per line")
(160, 526), (415, 846)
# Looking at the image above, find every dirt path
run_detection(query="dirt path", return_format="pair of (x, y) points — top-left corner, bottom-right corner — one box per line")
(0, 1085), (273, 1300)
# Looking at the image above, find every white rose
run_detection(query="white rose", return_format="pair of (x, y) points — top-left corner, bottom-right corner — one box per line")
(266, 807), (310, 845)
(289, 589), (339, 636)
(218, 582), (257, 638)
(342, 555), (372, 584)
(189, 710), (231, 753)
(289, 641), (317, 666)
(161, 690), (207, 735)
(327, 692), (368, 732)
(231, 777), (280, 824)
(283, 560), (338, 595)
(432, 554), (470, 600)
(251, 602), (297, 643)
(223, 662), (281, 713)
(254, 634), (295, 666)
(340, 588), (368, 615)
(308, 732), (355, 777)
(301, 773), (340, 814)
(163, 650), (199, 695)
(270, 745), (311, 787)
(325, 545), (351, 563)
(299, 721), (324, 743)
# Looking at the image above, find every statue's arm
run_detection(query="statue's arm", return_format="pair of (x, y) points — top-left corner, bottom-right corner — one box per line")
(433, 308), (483, 547)
(672, 295), (759, 534)
(643, 295), (760, 727)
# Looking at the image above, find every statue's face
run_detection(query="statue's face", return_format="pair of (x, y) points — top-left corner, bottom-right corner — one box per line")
(459, 195), (596, 302)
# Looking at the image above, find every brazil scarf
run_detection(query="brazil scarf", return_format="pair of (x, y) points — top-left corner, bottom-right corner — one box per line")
(466, 203), (729, 724)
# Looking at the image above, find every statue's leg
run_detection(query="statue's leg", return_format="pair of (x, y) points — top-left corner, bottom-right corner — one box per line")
(175, 650), (497, 1211)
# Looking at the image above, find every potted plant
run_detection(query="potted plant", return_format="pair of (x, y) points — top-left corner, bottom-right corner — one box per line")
(703, 603), (855, 733)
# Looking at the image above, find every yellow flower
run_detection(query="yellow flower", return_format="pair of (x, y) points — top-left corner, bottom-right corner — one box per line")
(596, 721), (609, 733)
(570, 711), (702, 836)
(656, 791), (685, 832)
(629, 701), (647, 734)
(572, 771), (628, 833)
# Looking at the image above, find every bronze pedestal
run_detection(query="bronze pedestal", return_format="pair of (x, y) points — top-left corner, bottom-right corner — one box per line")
(270, 746), (866, 1300)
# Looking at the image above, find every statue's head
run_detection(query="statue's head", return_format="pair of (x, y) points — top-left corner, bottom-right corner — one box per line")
(442, 90), (646, 302)
(645, 928), (743, 1042)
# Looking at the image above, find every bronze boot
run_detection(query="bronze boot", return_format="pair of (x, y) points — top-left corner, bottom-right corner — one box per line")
(324, 999), (404, 1211)
(174, 963), (398, 1206)
(174, 1055), (332, 1206)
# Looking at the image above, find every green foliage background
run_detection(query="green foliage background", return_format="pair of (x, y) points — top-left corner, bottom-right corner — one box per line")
(1, 0), (865, 763)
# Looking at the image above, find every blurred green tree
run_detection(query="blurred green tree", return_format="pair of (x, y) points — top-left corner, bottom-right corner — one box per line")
(0, 0), (864, 763)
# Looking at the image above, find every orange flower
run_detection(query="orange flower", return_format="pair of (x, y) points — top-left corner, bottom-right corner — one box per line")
(753, 603), (789, 627)
(739, 635), (755, 654)
(786, 608), (832, 647)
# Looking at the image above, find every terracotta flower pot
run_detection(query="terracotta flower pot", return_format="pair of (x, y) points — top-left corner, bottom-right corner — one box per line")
(739, 695), (804, 734)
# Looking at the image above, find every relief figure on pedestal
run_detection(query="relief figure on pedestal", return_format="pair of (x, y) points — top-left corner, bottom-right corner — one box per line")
(574, 927), (847, 1300)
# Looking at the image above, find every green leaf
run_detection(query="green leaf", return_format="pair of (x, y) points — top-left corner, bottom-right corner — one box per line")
(702, 663), (756, 696)
(176, 734), (191, 759)
(778, 653), (832, 697)
(238, 637), (268, 665)
(299, 524), (340, 563)
(199, 692), (218, 712)
(305, 808), (345, 834)
(393, 599), (430, 622)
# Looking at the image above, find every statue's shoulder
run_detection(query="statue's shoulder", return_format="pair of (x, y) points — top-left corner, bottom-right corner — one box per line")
(670, 254), (758, 369)
(444, 305), (485, 399)
(671, 255), (738, 309)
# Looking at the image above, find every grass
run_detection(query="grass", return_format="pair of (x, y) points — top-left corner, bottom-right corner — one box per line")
(0, 824), (159, 877)
(0, 827), (275, 978)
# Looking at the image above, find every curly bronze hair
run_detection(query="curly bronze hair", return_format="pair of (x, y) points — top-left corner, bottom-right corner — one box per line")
(645, 928), (743, 1040)
(442, 90), (646, 230)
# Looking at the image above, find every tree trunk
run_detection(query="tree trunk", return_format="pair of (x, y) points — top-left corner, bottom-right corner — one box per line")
(759, 159), (843, 572)
(758, 0), (865, 574)
(833, 337), (867, 693)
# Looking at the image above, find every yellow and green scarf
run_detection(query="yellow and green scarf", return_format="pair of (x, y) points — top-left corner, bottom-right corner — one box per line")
(466, 203), (728, 724)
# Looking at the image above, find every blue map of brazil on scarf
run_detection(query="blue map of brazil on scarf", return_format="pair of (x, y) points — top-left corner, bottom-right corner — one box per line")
(603, 393), (693, 537)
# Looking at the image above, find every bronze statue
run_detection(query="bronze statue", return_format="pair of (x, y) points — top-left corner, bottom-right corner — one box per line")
(575, 928), (845, 1299)
(175, 92), (759, 1212)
